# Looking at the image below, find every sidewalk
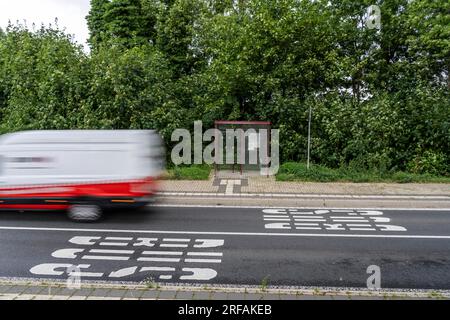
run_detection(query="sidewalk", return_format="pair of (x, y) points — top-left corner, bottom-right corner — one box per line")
(157, 174), (450, 208)
(0, 279), (447, 300)
(160, 174), (450, 197)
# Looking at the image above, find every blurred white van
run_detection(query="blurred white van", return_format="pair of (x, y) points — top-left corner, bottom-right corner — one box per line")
(0, 130), (165, 221)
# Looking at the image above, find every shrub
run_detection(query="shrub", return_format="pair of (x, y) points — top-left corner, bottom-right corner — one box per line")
(407, 151), (448, 176)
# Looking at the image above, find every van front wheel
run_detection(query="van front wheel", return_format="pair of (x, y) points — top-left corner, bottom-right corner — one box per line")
(67, 204), (102, 222)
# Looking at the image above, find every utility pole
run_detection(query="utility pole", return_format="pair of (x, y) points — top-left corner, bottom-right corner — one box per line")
(307, 105), (312, 170)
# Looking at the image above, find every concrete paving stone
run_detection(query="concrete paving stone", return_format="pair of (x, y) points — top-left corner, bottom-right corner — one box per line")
(86, 297), (107, 300)
(4, 285), (30, 294)
(0, 286), (14, 293)
(122, 290), (144, 299)
(55, 288), (79, 296)
(140, 290), (160, 300)
(278, 294), (302, 300)
(243, 293), (264, 300)
(44, 287), (71, 296)
(68, 296), (88, 300)
(27, 295), (49, 301)
(21, 287), (46, 295)
(90, 288), (112, 297)
(192, 292), (212, 300)
(175, 291), (194, 300)
(158, 290), (178, 300)
(260, 294), (280, 300)
(66, 288), (95, 297)
(210, 292), (228, 300)
(50, 295), (70, 300)
(23, 295), (43, 300)
(107, 289), (128, 299)
(227, 293), (246, 300)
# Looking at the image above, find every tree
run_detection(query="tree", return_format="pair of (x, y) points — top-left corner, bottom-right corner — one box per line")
(0, 25), (88, 133)
(156, 0), (208, 77)
(86, 0), (110, 50)
(103, 0), (144, 48)
(83, 45), (173, 131)
(407, 0), (450, 88)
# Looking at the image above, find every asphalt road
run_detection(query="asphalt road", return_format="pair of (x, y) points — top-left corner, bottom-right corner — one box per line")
(0, 205), (449, 290)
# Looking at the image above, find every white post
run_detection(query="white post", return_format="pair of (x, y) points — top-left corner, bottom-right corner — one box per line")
(307, 105), (312, 170)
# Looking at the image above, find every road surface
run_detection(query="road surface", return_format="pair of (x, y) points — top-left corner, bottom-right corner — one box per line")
(0, 205), (449, 290)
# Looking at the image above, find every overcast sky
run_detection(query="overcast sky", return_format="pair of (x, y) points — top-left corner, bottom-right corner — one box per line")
(0, 0), (91, 48)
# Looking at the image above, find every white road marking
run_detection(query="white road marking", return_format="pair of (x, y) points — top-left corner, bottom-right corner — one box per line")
(185, 259), (222, 264)
(264, 215), (289, 218)
(1, 226), (449, 239)
(331, 216), (366, 220)
(137, 257), (181, 262)
(369, 217), (391, 223)
(52, 249), (84, 259)
(163, 238), (190, 242)
(99, 242), (129, 247)
(295, 227), (322, 230)
(151, 204), (450, 211)
(82, 255), (130, 261)
(180, 268), (218, 281)
(160, 244), (189, 248)
(69, 236), (100, 245)
(347, 224), (373, 227)
(109, 267), (138, 278)
(159, 192), (450, 200)
(265, 223), (291, 229)
(142, 251), (183, 256)
(89, 249), (134, 254)
(187, 252), (223, 257)
(141, 267), (176, 272)
(30, 263), (103, 277)
(292, 215), (327, 219)
(134, 238), (158, 247)
(194, 239), (225, 248)
(328, 219), (369, 223)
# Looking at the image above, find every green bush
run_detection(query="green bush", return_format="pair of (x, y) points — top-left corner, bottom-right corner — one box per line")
(407, 151), (448, 176)
(277, 162), (341, 182)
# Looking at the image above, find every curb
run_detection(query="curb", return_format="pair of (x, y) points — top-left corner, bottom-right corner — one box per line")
(157, 192), (450, 201)
(0, 278), (449, 300)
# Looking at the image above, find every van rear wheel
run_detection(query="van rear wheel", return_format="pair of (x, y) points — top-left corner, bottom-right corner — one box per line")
(67, 204), (102, 222)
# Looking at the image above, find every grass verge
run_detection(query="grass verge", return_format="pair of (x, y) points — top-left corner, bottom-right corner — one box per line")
(276, 162), (450, 183)
(163, 165), (211, 180)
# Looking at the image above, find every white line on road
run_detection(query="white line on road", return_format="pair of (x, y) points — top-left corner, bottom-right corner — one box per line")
(150, 204), (450, 211)
(185, 259), (222, 264)
(142, 251), (183, 256)
(1, 226), (449, 240)
(82, 256), (130, 261)
(157, 192), (450, 200)
(138, 257), (181, 263)
(187, 252), (223, 257)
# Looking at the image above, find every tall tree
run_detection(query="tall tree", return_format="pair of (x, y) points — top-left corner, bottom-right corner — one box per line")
(156, 0), (208, 77)
(103, 0), (144, 48)
(407, 0), (450, 88)
(86, 0), (110, 50)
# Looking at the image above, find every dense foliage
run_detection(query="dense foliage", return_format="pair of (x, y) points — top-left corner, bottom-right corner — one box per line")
(0, 0), (448, 174)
